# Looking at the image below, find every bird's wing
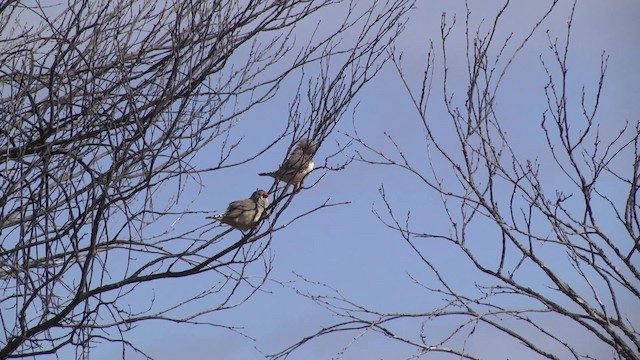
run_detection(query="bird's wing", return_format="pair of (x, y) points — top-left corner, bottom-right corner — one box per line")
(225, 199), (256, 218)
(283, 148), (309, 172)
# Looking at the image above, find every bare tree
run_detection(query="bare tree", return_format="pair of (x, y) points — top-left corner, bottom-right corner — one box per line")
(0, 0), (413, 358)
(275, 1), (640, 359)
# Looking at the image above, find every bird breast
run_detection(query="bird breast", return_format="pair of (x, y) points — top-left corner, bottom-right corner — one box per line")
(303, 160), (314, 175)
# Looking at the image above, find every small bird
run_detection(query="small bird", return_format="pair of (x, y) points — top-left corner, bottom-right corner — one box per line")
(209, 190), (269, 232)
(259, 139), (317, 191)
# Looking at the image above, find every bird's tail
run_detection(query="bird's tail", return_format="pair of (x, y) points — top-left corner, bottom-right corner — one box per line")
(258, 172), (275, 177)
(207, 214), (224, 220)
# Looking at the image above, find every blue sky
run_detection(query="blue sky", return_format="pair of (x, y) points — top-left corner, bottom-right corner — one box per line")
(78, 1), (639, 359)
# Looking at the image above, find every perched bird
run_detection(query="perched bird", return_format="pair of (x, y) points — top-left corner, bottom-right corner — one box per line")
(259, 139), (317, 191)
(209, 190), (269, 232)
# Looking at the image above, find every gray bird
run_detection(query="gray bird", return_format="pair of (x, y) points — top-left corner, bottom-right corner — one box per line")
(210, 190), (269, 231)
(259, 139), (317, 191)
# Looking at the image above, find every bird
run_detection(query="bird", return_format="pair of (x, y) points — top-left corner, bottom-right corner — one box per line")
(209, 190), (269, 232)
(259, 139), (317, 191)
